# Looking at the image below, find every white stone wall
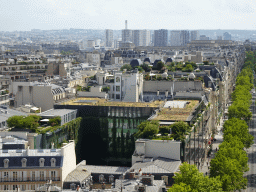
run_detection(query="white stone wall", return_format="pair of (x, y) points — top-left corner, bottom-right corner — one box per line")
(122, 72), (143, 102)
(145, 140), (181, 160)
(132, 140), (181, 165)
(61, 141), (76, 184)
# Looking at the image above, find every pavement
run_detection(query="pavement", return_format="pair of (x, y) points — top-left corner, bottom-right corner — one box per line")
(199, 117), (225, 176)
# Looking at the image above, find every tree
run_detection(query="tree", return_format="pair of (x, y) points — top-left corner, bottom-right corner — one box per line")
(48, 116), (61, 126)
(159, 126), (170, 135)
(135, 120), (159, 139)
(228, 101), (252, 122)
(135, 66), (144, 72)
(157, 61), (165, 70)
(223, 118), (253, 148)
(217, 139), (248, 172)
(144, 73), (150, 80)
(173, 162), (222, 192)
(220, 135), (245, 150)
(231, 85), (251, 103)
(182, 64), (193, 72)
(203, 61), (209, 65)
(141, 63), (151, 72)
(23, 115), (40, 130)
(120, 64), (132, 71)
(7, 116), (25, 128)
(210, 155), (247, 191)
(236, 75), (253, 90)
(171, 121), (190, 141)
(168, 183), (191, 192)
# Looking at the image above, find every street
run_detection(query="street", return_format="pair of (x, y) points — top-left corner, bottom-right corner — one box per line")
(243, 91), (256, 192)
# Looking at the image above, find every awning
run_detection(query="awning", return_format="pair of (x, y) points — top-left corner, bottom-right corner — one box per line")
(40, 119), (49, 122)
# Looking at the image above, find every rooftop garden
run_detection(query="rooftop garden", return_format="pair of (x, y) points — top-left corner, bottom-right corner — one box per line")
(62, 97), (164, 107)
(7, 115), (61, 134)
(76, 85), (91, 92)
(135, 120), (191, 141)
(153, 100), (199, 121)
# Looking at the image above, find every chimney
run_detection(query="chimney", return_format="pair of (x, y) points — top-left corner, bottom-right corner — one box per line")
(125, 20), (127, 29)
(27, 146), (30, 156)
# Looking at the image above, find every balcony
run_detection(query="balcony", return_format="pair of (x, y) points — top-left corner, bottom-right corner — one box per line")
(0, 177), (60, 182)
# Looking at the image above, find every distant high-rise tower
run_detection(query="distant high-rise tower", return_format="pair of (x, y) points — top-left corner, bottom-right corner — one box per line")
(122, 20), (133, 43)
(170, 30), (189, 46)
(141, 30), (150, 46)
(154, 29), (168, 47)
(133, 30), (142, 47)
(105, 29), (113, 47)
(180, 30), (190, 46)
(223, 32), (231, 40)
(191, 30), (199, 41)
(132, 30), (150, 47)
(170, 31), (181, 46)
(125, 20), (128, 29)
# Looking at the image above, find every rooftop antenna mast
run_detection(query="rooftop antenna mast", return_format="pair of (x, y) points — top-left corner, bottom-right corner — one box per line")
(125, 20), (127, 29)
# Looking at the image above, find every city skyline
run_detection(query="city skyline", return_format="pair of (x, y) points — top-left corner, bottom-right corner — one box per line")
(1, 0), (256, 31)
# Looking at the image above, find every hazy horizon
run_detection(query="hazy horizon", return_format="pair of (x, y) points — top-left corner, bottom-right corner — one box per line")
(1, 0), (256, 31)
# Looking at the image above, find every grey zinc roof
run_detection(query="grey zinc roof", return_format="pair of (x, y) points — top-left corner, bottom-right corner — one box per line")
(40, 109), (76, 117)
(115, 179), (164, 192)
(0, 109), (28, 123)
(64, 165), (91, 183)
(131, 157), (181, 174)
(78, 165), (129, 174)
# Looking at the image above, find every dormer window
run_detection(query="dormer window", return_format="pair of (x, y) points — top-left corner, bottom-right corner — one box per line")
(3, 159), (9, 168)
(116, 77), (120, 83)
(51, 158), (56, 167)
(39, 158), (45, 167)
(21, 158), (27, 168)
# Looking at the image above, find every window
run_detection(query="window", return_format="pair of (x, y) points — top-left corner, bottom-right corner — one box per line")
(113, 86), (115, 91)
(40, 171), (44, 181)
(31, 185), (35, 190)
(4, 185), (8, 190)
(13, 172), (17, 181)
(116, 77), (120, 82)
(21, 158), (27, 167)
(32, 171), (35, 181)
(51, 158), (56, 167)
(22, 185), (26, 191)
(70, 183), (76, 190)
(116, 86), (120, 92)
(99, 174), (105, 183)
(39, 158), (45, 167)
(3, 159), (9, 168)
(51, 171), (56, 180)
(116, 94), (120, 99)
(109, 175), (114, 183)
(21, 171), (24, 181)
(13, 185), (18, 190)
(4, 172), (8, 182)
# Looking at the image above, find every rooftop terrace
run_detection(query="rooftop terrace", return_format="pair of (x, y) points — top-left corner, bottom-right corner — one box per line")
(153, 100), (199, 121)
(60, 97), (164, 108)
(0, 148), (61, 157)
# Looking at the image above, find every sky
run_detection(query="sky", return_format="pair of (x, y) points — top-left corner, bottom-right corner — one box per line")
(1, 0), (256, 31)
